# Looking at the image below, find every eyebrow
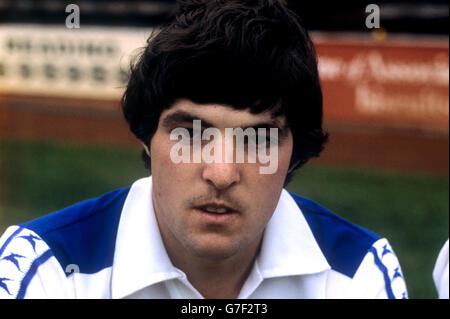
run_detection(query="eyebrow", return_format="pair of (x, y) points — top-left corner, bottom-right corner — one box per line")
(161, 110), (289, 137)
(162, 110), (215, 129)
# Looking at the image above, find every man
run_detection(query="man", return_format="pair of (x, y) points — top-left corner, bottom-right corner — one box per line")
(0, 0), (407, 298)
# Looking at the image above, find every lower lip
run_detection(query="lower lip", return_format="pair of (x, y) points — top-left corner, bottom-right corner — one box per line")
(193, 208), (239, 223)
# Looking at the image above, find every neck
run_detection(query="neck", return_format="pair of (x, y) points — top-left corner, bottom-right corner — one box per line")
(156, 218), (263, 298)
(173, 236), (262, 299)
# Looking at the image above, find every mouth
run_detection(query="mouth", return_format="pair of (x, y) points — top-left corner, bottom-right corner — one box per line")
(195, 202), (237, 214)
(192, 202), (240, 222)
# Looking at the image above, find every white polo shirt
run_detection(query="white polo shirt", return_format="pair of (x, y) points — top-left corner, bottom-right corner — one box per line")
(433, 239), (449, 299)
(0, 176), (407, 299)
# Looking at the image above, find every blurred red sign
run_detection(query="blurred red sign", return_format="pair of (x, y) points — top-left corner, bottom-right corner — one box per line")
(315, 35), (449, 134)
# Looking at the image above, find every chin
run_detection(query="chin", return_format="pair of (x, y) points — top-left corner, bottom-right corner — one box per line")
(186, 239), (244, 261)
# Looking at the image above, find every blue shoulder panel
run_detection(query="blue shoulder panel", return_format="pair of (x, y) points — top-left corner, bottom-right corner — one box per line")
(289, 192), (380, 278)
(21, 187), (131, 275)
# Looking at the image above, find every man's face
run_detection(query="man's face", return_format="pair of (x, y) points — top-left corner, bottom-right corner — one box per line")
(149, 99), (293, 260)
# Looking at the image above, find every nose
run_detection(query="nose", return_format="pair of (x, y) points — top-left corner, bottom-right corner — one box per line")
(202, 161), (240, 190)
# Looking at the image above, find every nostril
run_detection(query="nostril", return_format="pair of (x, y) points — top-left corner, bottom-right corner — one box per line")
(202, 162), (240, 190)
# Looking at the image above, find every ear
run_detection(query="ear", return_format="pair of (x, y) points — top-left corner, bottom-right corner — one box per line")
(142, 142), (150, 157)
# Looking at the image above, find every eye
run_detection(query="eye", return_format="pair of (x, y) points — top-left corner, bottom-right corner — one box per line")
(190, 127), (203, 139)
(257, 136), (277, 147)
(183, 127), (194, 137)
(265, 135), (279, 147)
(242, 135), (271, 148)
(170, 127), (193, 142)
(247, 129), (278, 147)
(174, 127), (204, 144)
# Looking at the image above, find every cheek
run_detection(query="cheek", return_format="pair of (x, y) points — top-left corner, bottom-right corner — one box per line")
(150, 134), (172, 164)
(150, 135), (199, 203)
(248, 145), (293, 207)
(278, 145), (294, 174)
(150, 135), (179, 199)
(257, 143), (293, 208)
(150, 132), (183, 176)
(263, 138), (293, 178)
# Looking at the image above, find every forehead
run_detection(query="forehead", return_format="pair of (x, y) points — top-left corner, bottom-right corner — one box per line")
(160, 99), (287, 128)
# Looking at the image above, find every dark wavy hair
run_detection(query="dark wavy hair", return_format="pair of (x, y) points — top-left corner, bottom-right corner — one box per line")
(122, 0), (328, 185)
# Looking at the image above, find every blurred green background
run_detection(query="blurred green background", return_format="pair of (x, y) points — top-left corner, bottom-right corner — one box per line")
(0, 0), (448, 301)
(0, 138), (448, 298)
